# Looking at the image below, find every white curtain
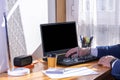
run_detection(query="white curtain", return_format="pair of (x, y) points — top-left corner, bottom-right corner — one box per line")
(76, 0), (120, 46)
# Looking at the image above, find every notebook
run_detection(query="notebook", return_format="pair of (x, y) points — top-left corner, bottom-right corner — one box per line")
(40, 21), (78, 57)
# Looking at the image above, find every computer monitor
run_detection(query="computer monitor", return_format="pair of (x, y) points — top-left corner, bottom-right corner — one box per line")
(40, 21), (78, 57)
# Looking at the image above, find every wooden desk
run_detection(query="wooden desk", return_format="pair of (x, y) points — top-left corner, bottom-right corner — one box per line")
(0, 59), (115, 80)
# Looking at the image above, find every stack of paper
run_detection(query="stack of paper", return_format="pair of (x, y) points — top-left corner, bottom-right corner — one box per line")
(43, 67), (98, 79)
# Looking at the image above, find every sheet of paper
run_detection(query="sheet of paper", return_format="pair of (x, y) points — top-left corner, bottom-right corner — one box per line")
(42, 67), (98, 79)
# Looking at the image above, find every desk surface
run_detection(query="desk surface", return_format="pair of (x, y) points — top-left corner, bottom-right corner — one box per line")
(0, 59), (115, 80)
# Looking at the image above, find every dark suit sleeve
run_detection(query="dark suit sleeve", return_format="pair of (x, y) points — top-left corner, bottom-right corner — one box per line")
(111, 59), (120, 80)
(96, 44), (120, 80)
(96, 44), (120, 58)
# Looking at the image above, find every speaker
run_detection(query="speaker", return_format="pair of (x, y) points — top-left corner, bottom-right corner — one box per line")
(14, 55), (32, 67)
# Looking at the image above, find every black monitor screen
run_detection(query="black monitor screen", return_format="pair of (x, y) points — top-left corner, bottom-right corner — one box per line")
(40, 21), (78, 57)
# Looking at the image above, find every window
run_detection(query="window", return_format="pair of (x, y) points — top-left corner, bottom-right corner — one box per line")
(66, 0), (120, 46)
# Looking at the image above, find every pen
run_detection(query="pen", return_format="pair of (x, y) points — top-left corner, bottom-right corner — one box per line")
(88, 36), (93, 46)
(80, 35), (83, 42)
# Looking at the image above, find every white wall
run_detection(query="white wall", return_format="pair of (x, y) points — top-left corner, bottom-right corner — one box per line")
(48, 0), (56, 23)
(19, 0), (48, 55)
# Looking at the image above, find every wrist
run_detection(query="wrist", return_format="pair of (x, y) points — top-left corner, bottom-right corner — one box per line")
(110, 58), (117, 67)
(86, 47), (91, 55)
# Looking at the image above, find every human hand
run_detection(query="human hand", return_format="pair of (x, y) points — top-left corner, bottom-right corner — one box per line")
(98, 55), (116, 68)
(65, 47), (79, 57)
(65, 47), (90, 57)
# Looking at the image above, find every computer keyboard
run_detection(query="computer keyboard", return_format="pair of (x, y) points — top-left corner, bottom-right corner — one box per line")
(57, 53), (98, 66)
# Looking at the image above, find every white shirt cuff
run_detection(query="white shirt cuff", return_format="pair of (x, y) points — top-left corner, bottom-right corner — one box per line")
(90, 48), (98, 57)
(111, 59), (118, 68)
